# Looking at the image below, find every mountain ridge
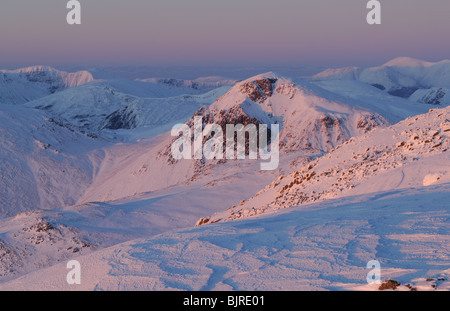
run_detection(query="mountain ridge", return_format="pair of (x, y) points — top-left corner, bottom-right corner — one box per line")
(198, 105), (450, 224)
(313, 57), (450, 100)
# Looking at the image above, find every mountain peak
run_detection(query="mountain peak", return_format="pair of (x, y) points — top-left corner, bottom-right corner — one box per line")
(237, 74), (280, 103)
(313, 67), (360, 78)
(199, 105), (450, 225)
(1, 66), (94, 89)
(381, 57), (435, 68)
(208, 72), (286, 111)
(241, 71), (280, 81)
(2, 65), (62, 74)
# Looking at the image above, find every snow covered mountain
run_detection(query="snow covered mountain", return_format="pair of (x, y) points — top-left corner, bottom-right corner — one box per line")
(25, 82), (230, 140)
(314, 57), (450, 99)
(76, 73), (396, 204)
(137, 76), (238, 90)
(181, 72), (390, 154)
(2, 180), (448, 291)
(410, 87), (450, 106)
(0, 66), (94, 105)
(199, 106), (450, 224)
(0, 210), (95, 281)
(75, 72), (444, 205)
(0, 104), (101, 218)
(0, 64), (449, 291)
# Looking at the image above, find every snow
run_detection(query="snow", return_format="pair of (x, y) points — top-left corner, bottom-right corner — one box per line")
(312, 79), (430, 122)
(423, 174), (442, 187)
(0, 61), (449, 291)
(137, 76), (238, 90)
(25, 82), (230, 141)
(1, 183), (448, 291)
(313, 57), (450, 98)
(410, 87), (450, 106)
(69, 72), (396, 205)
(202, 106), (450, 224)
(0, 66), (94, 105)
(0, 104), (101, 216)
(205, 72), (392, 153)
(1, 66), (94, 88)
(380, 57), (439, 68)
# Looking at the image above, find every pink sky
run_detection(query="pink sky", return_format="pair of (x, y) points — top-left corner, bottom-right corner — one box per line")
(0, 0), (449, 67)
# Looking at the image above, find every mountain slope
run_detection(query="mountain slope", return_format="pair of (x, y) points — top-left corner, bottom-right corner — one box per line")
(186, 72), (389, 153)
(313, 57), (450, 99)
(0, 66), (448, 291)
(0, 210), (94, 281)
(137, 76), (238, 91)
(25, 82), (231, 141)
(1, 182), (449, 291)
(0, 66), (94, 105)
(77, 73), (393, 204)
(409, 87), (450, 106)
(200, 106), (450, 224)
(0, 104), (102, 217)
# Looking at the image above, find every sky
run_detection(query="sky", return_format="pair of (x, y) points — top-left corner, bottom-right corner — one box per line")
(1, 0), (449, 70)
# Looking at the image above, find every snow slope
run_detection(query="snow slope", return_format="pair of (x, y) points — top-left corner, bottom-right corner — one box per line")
(311, 79), (430, 123)
(313, 57), (450, 99)
(0, 104), (102, 217)
(76, 72), (394, 204)
(25, 82), (230, 140)
(0, 66), (94, 105)
(409, 87), (450, 106)
(1, 183), (448, 291)
(185, 72), (390, 153)
(1, 66), (94, 88)
(201, 106), (450, 224)
(0, 210), (95, 281)
(3, 105), (444, 291)
(137, 76), (238, 90)
(0, 147), (281, 282)
(0, 66), (449, 291)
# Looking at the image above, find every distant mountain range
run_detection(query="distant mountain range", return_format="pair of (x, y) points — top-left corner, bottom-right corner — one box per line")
(314, 57), (450, 101)
(0, 66), (94, 105)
